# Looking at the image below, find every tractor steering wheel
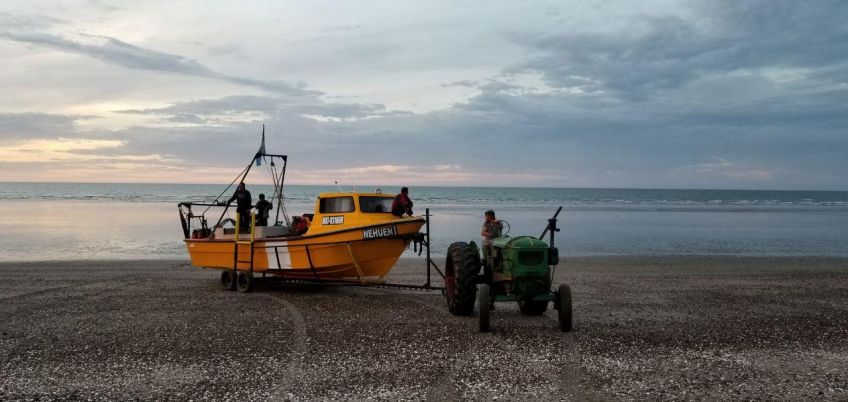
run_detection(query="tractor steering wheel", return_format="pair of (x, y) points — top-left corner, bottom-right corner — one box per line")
(499, 219), (511, 236)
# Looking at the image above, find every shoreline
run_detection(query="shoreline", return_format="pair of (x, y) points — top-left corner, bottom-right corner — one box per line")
(3, 254), (847, 265)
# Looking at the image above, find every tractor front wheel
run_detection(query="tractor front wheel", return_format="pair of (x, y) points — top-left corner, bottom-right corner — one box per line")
(445, 242), (480, 316)
(557, 284), (573, 332)
(478, 284), (491, 332)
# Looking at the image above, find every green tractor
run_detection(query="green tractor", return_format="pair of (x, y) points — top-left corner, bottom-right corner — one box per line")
(444, 207), (572, 332)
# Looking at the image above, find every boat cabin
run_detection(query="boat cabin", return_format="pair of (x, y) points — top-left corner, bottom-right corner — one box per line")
(307, 192), (396, 235)
(210, 192), (398, 239)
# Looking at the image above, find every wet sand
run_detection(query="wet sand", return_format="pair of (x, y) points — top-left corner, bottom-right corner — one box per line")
(1, 256), (847, 400)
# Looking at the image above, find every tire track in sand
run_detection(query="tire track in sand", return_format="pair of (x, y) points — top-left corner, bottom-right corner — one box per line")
(358, 288), (466, 401)
(260, 293), (309, 402)
(0, 273), (144, 302)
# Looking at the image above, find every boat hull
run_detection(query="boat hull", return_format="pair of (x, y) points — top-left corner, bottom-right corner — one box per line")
(185, 218), (425, 281)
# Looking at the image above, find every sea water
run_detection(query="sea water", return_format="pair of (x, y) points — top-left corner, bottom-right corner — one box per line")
(0, 182), (847, 261)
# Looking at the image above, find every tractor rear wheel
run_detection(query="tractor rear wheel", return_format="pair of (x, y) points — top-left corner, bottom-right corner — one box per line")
(478, 284), (491, 332)
(557, 284), (573, 332)
(221, 270), (237, 291)
(445, 242), (480, 316)
(519, 300), (548, 316)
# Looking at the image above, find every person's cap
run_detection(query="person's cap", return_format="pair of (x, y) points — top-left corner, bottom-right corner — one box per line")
(401, 186), (409, 193)
(259, 193), (265, 198)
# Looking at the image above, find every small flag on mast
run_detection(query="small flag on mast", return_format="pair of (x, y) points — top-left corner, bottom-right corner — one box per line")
(255, 125), (266, 166)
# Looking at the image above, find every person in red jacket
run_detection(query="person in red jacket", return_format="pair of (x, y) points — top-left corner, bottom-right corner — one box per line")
(291, 214), (312, 234)
(391, 187), (414, 217)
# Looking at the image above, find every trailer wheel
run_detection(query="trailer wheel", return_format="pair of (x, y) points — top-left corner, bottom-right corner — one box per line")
(557, 284), (573, 332)
(518, 300), (548, 316)
(221, 270), (237, 291)
(236, 271), (254, 293)
(478, 284), (491, 332)
(445, 242), (479, 316)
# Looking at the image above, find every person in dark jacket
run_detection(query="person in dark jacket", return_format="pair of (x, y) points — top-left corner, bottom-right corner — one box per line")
(255, 193), (273, 226)
(391, 187), (414, 217)
(228, 182), (252, 232)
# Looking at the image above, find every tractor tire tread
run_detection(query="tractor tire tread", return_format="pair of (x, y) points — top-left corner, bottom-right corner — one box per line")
(447, 242), (479, 316)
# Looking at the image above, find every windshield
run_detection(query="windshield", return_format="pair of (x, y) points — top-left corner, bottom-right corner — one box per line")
(320, 197), (355, 213)
(360, 196), (393, 213)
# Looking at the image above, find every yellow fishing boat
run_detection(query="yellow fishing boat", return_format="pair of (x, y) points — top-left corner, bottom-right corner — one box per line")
(178, 128), (425, 291)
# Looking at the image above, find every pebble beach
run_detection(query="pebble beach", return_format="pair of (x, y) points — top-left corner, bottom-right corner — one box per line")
(1, 256), (846, 400)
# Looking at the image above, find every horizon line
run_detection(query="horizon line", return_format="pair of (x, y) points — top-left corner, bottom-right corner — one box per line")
(1, 180), (846, 193)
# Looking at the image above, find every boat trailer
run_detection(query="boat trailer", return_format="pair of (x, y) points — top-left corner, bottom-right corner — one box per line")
(244, 208), (446, 292)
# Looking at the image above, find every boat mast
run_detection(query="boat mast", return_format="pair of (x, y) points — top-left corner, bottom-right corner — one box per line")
(211, 126), (289, 229)
(212, 156), (256, 229)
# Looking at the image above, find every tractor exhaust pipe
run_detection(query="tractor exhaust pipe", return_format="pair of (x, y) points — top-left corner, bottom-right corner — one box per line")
(539, 206), (563, 247)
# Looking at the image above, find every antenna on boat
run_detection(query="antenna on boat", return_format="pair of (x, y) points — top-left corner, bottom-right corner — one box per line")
(347, 168), (357, 192)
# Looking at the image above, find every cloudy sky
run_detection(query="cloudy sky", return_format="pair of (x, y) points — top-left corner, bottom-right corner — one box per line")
(1, 0), (846, 189)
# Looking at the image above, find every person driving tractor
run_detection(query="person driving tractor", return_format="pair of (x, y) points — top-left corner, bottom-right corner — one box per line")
(481, 210), (503, 242)
(481, 209), (503, 257)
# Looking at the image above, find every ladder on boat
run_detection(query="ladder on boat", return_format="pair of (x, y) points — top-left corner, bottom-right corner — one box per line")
(232, 213), (256, 273)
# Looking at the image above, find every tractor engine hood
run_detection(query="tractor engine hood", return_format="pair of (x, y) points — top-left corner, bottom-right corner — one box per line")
(491, 235), (549, 250)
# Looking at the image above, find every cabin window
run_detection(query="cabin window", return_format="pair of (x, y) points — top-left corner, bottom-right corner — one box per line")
(319, 196), (355, 213)
(360, 196), (394, 213)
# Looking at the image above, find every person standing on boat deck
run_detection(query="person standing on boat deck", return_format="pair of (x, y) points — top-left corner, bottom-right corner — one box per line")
(391, 187), (414, 217)
(481, 210), (503, 258)
(255, 193), (273, 226)
(228, 182), (252, 232)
